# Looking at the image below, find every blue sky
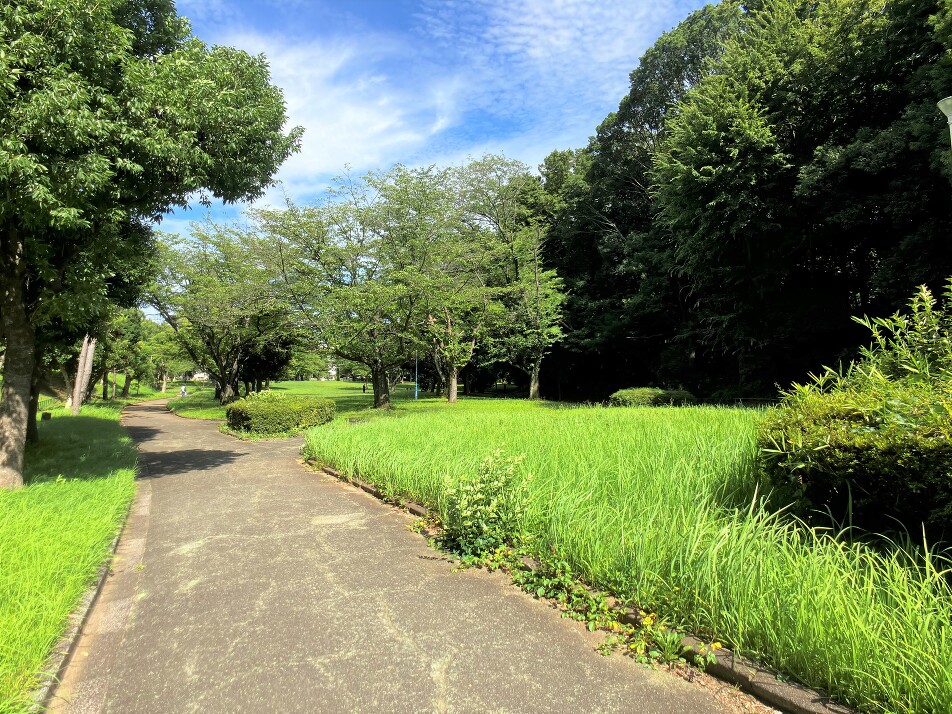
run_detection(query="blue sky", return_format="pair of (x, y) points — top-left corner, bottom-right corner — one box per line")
(163, 0), (709, 233)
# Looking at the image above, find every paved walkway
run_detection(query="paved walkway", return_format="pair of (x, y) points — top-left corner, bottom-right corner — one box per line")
(49, 400), (746, 713)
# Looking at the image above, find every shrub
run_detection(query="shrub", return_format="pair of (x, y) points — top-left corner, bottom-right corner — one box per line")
(225, 391), (335, 435)
(441, 450), (531, 557)
(759, 281), (952, 538)
(759, 379), (952, 536)
(608, 387), (696, 407)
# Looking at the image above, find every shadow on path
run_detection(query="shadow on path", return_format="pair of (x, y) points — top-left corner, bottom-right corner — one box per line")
(137, 449), (243, 479)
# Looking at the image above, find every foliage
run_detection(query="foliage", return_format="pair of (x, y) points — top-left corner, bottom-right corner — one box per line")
(0, 0), (301, 486)
(303, 397), (952, 713)
(608, 387), (696, 407)
(224, 390), (335, 435)
(0, 403), (136, 711)
(440, 450), (531, 557)
(254, 156), (565, 406)
(759, 282), (952, 537)
(149, 226), (295, 404)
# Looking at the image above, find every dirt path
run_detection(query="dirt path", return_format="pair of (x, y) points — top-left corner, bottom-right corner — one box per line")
(48, 400), (755, 713)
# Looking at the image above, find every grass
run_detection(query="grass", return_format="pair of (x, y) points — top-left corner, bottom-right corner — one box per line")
(0, 403), (137, 712)
(167, 380), (420, 421)
(302, 398), (952, 714)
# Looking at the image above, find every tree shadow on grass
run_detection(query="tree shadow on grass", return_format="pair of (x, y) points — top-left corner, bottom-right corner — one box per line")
(25, 416), (138, 485)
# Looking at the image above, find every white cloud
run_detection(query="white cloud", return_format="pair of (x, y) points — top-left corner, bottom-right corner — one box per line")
(173, 0), (706, 218)
(209, 30), (465, 205)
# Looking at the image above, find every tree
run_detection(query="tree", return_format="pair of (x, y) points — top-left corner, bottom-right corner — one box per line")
(0, 0), (301, 487)
(254, 168), (453, 408)
(460, 156), (565, 399)
(653, 0), (952, 395)
(149, 227), (293, 404)
(540, 0), (745, 399)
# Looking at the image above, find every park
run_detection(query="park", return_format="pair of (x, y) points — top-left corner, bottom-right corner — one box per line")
(2, 1), (952, 713)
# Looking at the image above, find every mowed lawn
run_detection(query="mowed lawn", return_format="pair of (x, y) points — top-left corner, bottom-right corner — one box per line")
(166, 379), (421, 421)
(302, 398), (952, 714)
(0, 404), (137, 712)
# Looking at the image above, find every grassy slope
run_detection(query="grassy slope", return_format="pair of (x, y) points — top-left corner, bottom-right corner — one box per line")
(302, 399), (952, 714)
(0, 404), (137, 712)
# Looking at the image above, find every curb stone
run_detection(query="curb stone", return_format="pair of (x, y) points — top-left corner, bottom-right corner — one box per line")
(319, 465), (855, 714)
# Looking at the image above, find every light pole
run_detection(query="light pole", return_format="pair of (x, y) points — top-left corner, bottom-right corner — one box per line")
(938, 96), (952, 151)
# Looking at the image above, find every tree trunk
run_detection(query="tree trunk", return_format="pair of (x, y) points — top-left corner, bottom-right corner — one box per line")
(102, 371), (109, 401)
(370, 362), (391, 409)
(528, 357), (542, 400)
(161, 372), (167, 393)
(26, 365), (40, 444)
(0, 227), (33, 489)
(220, 379), (238, 403)
(121, 373), (132, 398)
(447, 365), (459, 403)
(64, 367), (75, 410)
(72, 336), (97, 415)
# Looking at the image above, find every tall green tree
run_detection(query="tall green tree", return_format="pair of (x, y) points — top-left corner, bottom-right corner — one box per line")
(654, 0), (952, 394)
(540, 1), (745, 398)
(0, 0), (301, 487)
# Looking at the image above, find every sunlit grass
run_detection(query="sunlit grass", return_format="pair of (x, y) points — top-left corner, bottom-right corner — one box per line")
(303, 399), (952, 714)
(0, 404), (136, 712)
(167, 380), (422, 421)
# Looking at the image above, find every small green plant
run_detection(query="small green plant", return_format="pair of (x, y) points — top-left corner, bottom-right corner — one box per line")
(440, 450), (531, 558)
(608, 387), (696, 407)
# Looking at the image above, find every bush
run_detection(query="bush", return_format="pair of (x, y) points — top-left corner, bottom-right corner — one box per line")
(441, 450), (531, 557)
(608, 387), (696, 406)
(225, 391), (335, 435)
(759, 282), (952, 538)
(759, 379), (952, 536)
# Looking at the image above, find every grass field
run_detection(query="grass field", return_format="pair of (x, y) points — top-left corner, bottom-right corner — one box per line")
(0, 403), (137, 712)
(302, 397), (952, 714)
(166, 379), (421, 420)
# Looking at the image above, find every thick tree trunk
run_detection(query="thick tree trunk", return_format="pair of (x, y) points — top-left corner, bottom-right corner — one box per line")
(528, 357), (542, 400)
(121, 373), (131, 398)
(0, 228), (33, 489)
(160, 372), (167, 393)
(447, 366), (459, 403)
(370, 362), (391, 409)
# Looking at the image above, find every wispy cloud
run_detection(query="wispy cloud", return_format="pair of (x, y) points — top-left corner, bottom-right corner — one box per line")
(170, 0), (706, 217)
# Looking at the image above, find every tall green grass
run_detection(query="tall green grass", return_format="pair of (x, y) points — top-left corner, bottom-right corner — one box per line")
(303, 399), (952, 714)
(0, 404), (136, 712)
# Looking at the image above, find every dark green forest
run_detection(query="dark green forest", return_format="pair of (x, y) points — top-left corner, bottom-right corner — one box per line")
(536, 0), (952, 400)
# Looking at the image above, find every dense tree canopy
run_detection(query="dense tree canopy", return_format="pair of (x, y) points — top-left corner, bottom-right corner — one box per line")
(0, 0), (301, 487)
(540, 0), (952, 400)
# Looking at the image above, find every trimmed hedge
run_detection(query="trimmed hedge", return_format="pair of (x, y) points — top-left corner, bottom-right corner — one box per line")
(759, 282), (952, 538)
(226, 391), (335, 435)
(759, 378), (952, 537)
(608, 387), (696, 407)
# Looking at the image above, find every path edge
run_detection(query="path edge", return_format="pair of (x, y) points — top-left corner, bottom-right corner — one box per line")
(28, 520), (129, 711)
(316, 463), (853, 714)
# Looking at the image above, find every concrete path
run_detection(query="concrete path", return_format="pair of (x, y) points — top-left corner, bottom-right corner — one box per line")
(49, 400), (752, 713)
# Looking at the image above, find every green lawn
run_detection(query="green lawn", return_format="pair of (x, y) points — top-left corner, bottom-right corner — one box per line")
(166, 380), (422, 421)
(302, 398), (952, 714)
(0, 404), (137, 712)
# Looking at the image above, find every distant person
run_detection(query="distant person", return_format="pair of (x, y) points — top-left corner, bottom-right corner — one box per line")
(180, 385), (187, 397)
